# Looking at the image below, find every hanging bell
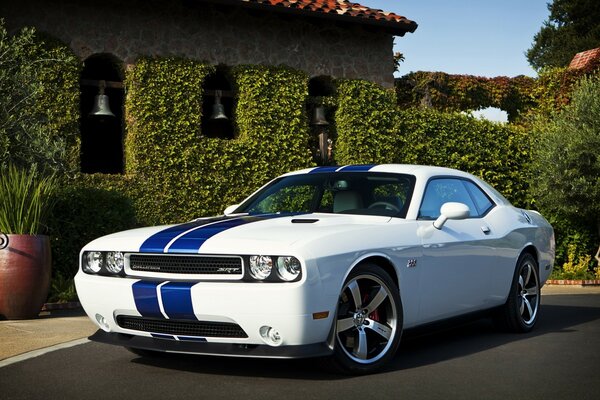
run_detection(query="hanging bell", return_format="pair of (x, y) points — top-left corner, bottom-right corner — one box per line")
(311, 106), (329, 126)
(89, 80), (115, 117)
(210, 90), (228, 120)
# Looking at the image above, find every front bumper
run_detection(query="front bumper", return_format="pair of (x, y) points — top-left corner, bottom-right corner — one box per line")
(75, 270), (335, 351)
(90, 330), (333, 359)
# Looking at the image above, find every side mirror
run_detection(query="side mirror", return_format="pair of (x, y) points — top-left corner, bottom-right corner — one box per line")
(433, 202), (470, 230)
(223, 204), (239, 215)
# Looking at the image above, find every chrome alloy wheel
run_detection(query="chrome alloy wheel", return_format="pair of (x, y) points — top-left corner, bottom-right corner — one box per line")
(517, 260), (540, 326)
(336, 273), (398, 364)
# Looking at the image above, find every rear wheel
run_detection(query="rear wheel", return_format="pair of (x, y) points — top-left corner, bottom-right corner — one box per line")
(495, 253), (540, 333)
(328, 263), (402, 374)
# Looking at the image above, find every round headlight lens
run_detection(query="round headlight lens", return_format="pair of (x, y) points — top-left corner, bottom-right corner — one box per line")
(249, 255), (273, 280)
(276, 256), (301, 281)
(106, 251), (125, 274)
(83, 251), (103, 273)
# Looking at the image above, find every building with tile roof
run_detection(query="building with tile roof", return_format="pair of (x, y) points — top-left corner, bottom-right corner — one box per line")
(0, 0), (417, 88)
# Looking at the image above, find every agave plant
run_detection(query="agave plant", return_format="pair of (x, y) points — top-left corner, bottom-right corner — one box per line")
(0, 164), (57, 234)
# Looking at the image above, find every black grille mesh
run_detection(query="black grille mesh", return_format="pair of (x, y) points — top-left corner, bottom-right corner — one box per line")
(129, 254), (242, 275)
(116, 315), (248, 338)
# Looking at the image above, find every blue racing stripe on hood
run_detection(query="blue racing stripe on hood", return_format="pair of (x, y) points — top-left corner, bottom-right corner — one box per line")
(166, 214), (288, 254)
(139, 216), (231, 253)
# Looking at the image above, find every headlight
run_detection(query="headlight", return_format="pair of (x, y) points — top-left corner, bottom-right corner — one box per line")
(82, 251), (125, 276)
(105, 251), (125, 274)
(249, 255), (273, 280)
(82, 251), (103, 273)
(276, 256), (301, 281)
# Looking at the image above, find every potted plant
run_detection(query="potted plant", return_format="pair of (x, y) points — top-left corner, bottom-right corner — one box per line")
(0, 164), (57, 319)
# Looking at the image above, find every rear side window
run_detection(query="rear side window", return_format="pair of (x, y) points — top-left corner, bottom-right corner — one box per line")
(463, 180), (495, 216)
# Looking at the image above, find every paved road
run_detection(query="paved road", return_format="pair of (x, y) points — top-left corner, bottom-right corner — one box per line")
(1, 293), (599, 400)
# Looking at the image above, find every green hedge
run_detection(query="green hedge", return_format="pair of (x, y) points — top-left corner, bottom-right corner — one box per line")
(334, 80), (398, 164)
(395, 108), (531, 208)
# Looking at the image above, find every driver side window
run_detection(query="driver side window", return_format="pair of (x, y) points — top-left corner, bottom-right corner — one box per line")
(418, 178), (478, 219)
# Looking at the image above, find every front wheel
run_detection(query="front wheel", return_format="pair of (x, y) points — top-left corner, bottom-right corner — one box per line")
(328, 263), (402, 374)
(495, 253), (540, 333)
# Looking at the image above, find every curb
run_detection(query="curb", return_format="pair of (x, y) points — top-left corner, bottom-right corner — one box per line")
(546, 279), (600, 286)
(41, 301), (82, 311)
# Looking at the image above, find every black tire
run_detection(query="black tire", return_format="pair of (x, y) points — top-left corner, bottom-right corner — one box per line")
(494, 253), (540, 333)
(325, 263), (403, 374)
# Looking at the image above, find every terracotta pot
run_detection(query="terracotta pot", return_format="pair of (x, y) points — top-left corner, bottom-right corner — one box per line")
(0, 235), (51, 319)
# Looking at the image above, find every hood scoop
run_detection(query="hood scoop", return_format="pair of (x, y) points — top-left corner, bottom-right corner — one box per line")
(291, 218), (319, 224)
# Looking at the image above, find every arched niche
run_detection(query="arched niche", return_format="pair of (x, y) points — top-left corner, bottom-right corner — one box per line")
(201, 66), (235, 139)
(80, 53), (125, 174)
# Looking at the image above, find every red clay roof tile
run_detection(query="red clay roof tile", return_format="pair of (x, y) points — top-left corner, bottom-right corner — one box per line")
(237, 0), (418, 34)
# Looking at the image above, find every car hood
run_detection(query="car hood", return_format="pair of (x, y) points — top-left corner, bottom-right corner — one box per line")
(82, 213), (403, 255)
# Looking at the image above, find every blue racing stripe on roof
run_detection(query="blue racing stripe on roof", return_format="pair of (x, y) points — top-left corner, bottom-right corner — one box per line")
(337, 164), (376, 172)
(308, 166), (340, 174)
(132, 281), (163, 318)
(166, 214), (286, 253)
(160, 282), (196, 320)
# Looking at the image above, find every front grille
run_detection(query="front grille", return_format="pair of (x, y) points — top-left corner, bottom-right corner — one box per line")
(128, 254), (242, 275)
(116, 315), (248, 338)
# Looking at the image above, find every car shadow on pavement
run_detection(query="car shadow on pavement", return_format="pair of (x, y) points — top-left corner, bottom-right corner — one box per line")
(130, 299), (600, 379)
(388, 300), (600, 372)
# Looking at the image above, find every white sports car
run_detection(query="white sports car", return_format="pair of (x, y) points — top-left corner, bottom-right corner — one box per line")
(75, 164), (554, 374)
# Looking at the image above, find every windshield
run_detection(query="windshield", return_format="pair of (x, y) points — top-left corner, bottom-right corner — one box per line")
(236, 172), (415, 218)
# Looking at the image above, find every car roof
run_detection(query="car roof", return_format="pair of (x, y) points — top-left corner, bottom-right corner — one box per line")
(284, 164), (512, 206)
(286, 164), (474, 181)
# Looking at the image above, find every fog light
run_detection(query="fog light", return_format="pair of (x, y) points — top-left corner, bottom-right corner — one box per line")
(95, 313), (110, 332)
(259, 326), (283, 347)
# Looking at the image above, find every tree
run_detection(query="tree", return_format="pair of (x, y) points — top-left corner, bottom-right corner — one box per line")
(0, 20), (79, 176)
(526, 0), (600, 70)
(530, 74), (600, 266)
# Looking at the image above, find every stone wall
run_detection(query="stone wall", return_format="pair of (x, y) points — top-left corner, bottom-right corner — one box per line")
(0, 0), (395, 87)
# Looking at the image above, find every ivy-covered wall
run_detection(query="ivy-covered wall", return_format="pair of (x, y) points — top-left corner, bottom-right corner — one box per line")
(125, 59), (313, 225)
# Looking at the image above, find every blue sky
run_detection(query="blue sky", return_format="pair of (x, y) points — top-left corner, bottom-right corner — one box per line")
(360, 1), (551, 78)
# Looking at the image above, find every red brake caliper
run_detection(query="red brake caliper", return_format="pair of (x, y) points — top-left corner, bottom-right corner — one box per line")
(364, 293), (380, 322)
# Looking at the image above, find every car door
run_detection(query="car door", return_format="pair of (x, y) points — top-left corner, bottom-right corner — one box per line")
(416, 177), (498, 323)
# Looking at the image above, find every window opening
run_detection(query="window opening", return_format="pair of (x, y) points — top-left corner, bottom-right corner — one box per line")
(201, 66), (234, 139)
(80, 53), (125, 174)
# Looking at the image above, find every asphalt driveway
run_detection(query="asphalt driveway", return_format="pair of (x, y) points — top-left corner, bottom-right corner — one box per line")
(1, 292), (599, 400)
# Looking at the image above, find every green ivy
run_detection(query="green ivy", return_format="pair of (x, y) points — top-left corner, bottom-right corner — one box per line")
(334, 79), (398, 164)
(124, 59), (313, 225)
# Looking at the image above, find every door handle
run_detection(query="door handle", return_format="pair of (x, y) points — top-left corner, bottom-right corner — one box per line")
(481, 225), (491, 234)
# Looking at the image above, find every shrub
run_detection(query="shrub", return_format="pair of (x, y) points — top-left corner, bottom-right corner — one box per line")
(0, 164), (58, 234)
(530, 74), (600, 270)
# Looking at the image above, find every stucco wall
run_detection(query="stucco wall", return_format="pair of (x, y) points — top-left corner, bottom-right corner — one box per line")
(1, 0), (395, 87)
